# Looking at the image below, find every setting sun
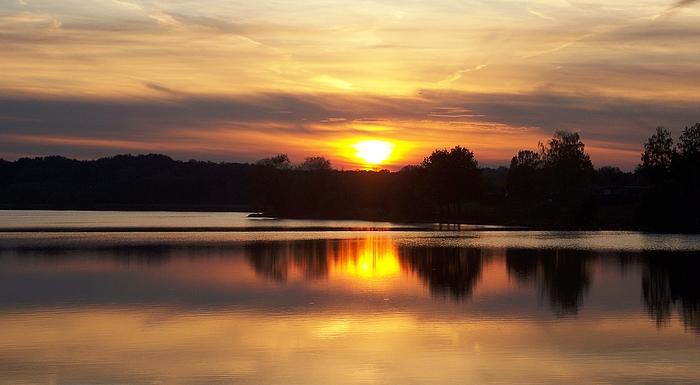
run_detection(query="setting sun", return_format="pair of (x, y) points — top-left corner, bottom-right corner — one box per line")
(352, 140), (395, 166)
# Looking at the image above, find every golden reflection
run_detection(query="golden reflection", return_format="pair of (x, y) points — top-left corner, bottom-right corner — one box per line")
(330, 237), (401, 279)
(1, 308), (697, 385)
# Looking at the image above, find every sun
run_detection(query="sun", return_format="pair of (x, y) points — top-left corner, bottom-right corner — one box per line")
(352, 140), (395, 166)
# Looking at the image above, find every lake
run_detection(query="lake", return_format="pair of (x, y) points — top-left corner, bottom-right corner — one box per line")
(0, 211), (699, 384)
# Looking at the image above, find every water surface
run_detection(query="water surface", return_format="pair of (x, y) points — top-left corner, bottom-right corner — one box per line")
(0, 211), (698, 384)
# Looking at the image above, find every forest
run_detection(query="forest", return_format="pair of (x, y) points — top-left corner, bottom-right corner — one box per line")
(1, 123), (698, 233)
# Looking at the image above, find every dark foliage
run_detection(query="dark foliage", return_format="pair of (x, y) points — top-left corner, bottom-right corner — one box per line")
(421, 146), (482, 219)
(0, 154), (251, 210)
(505, 131), (617, 230)
(539, 131), (595, 199)
(636, 123), (700, 232)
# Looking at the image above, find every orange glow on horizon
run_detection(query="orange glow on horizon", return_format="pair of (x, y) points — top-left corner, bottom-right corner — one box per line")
(352, 140), (395, 167)
(333, 138), (412, 170)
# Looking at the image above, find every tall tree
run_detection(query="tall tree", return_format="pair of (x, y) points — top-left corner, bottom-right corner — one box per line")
(675, 123), (700, 231)
(421, 146), (481, 217)
(677, 123), (700, 157)
(507, 150), (542, 203)
(539, 130), (594, 198)
(248, 154), (292, 212)
(639, 126), (674, 185)
(636, 126), (683, 232)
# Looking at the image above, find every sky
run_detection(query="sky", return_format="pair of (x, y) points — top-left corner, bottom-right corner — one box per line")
(1, 0), (699, 170)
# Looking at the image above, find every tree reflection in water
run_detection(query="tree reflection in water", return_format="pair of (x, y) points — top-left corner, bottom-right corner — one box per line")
(244, 238), (700, 328)
(398, 247), (482, 300)
(245, 239), (484, 299)
(245, 239), (393, 282)
(245, 240), (598, 308)
(290, 240), (330, 280)
(506, 249), (592, 316)
(245, 240), (333, 282)
(643, 252), (700, 334)
(245, 242), (290, 282)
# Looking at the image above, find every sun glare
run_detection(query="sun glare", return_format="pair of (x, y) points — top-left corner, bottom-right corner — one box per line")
(352, 140), (395, 166)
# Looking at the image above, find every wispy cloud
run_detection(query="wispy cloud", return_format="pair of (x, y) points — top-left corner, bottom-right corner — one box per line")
(667, 0), (699, 12)
(528, 10), (558, 22)
(428, 107), (483, 119)
(439, 65), (486, 85)
(109, 0), (181, 27)
(311, 75), (355, 90)
(143, 82), (188, 98)
(653, 0), (699, 19)
(320, 117), (347, 123)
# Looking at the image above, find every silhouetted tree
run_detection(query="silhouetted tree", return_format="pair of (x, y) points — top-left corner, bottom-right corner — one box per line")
(639, 126), (674, 186)
(247, 154), (294, 212)
(0, 154), (251, 209)
(388, 165), (432, 221)
(674, 123), (700, 231)
(636, 127), (686, 232)
(594, 166), (625, 186)
(505, 132), (597, 229)
(421, 146), (482, 218)
(539, 130), (594, 198)
(507, 150), (543, 203)
(677, 123), (700, 158)
(297, 156), (332, 171)
(255, 154), (291, 170)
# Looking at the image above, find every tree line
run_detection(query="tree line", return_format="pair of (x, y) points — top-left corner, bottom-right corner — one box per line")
(1, 123), (698, 232)
(0, 154), (250, 210)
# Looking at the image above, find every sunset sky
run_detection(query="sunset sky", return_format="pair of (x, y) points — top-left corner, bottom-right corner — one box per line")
(1, 0), (699, 170)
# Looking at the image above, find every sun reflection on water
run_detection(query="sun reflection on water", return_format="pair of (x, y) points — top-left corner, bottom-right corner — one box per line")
(331, 237), (401, 280)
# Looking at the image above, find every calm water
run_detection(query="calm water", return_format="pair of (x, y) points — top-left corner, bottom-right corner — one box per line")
(0, 211), (699, 384)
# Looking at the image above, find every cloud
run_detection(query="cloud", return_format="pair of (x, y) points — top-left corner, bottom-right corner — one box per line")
(352, 119), (388, 124)
(109, 0), (181, 27)
(439, 65), (486, 85)
(428, 107), (484, 119)
(167, 13), (243, 34)
(143, 82), (188, 98)
(670, 0), (698, 10)
(528, 10), (558, 22)
(311, 75), (356, 90)
(654, 0), (699, 19)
